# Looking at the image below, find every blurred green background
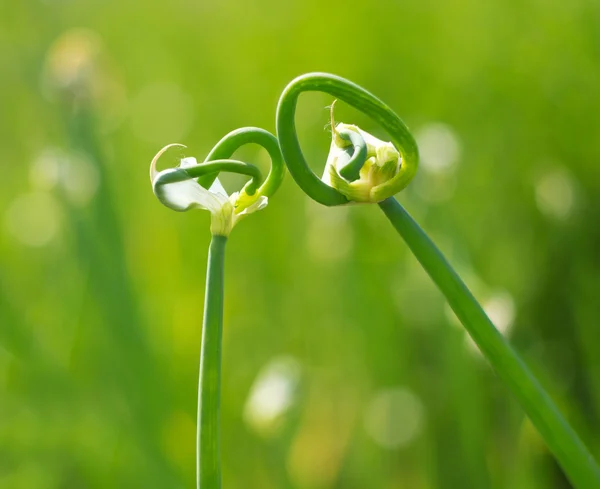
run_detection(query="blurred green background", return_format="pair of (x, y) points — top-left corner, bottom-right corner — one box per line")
(2, 0), (600, 487)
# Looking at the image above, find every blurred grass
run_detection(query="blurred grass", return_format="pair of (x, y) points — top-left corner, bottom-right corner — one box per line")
(1, 0), (600, 488)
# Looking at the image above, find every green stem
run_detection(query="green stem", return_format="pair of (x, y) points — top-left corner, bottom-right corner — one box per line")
(201, 126), (285, 199)
(337, 127), (368, 182)
(379, 196), (600, 489)
(197, 235), (227, 489)
(276, 71), (600, 486)
(154, 158), (264, 196)
(185, 160), (262, 188)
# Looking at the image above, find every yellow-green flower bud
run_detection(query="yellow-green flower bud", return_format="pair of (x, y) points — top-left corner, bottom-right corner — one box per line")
(321, 102), (405, 203)
(323, 123), (402, 203)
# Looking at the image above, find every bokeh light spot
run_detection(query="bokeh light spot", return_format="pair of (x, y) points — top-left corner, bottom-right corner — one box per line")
(415, 122), (461, 175)
(364, 387), (425, 449)
(484, 291), (516, 336)
(29, 148), (63, 190)
(244, 356), (301, 437)
(535, 167), (577, 221)
(60, 153), (101, 206)
(4, 192), (61, 247)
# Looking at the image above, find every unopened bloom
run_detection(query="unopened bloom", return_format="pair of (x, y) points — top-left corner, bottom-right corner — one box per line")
(322, 104), (403, 203)
(150, 144), (267, 236)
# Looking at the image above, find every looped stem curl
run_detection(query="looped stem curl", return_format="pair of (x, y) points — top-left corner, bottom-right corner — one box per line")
(276, 72), (418, 206)
(153, 156), (264, 196)
(201, 126), (285, 202)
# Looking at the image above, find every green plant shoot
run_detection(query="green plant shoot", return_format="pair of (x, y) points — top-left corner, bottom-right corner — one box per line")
(150, 127), (284, 488)
(276, 72), (600, 489)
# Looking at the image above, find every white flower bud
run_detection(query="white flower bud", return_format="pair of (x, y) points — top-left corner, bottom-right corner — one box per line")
(150, 145), (268, 236)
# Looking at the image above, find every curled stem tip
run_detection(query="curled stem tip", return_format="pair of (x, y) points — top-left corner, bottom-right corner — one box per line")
(330, 99), (339, 139)
(150, 143), (187, 182)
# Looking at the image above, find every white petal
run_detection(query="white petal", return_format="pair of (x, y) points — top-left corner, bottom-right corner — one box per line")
(153, 170), (228, 213)
(356, 127), (388, 149)
(209, 178), (229, 199)
(322, 142), (348, 184)
(230, 195), (268, 229)
(180, 156), (198, 168)
(236, 196), (268, 217)
(245, 196), (268, 214)
(151, 146), (234, 215)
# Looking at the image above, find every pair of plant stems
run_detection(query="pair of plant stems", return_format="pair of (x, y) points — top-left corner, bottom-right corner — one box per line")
(181, 73), (600, 488)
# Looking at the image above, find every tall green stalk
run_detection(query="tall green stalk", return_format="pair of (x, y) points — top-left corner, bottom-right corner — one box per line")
(275, 72), (600, 488)
(379, 197), (600, 489)
(197, 235), (227, 489)
(149, 127), (284, 488)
